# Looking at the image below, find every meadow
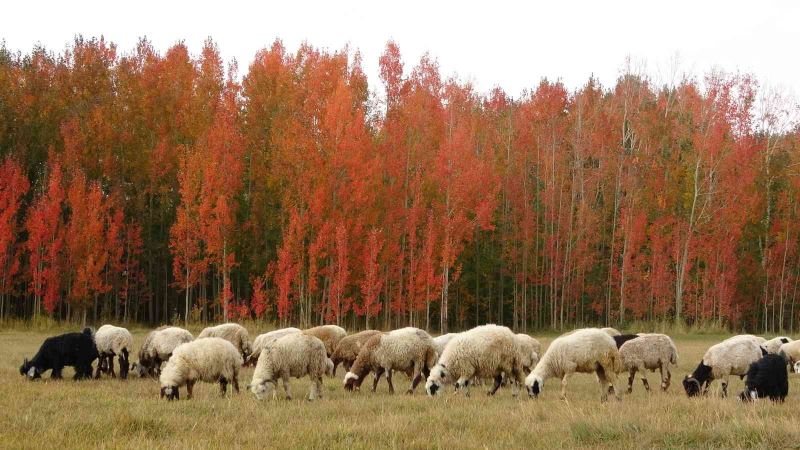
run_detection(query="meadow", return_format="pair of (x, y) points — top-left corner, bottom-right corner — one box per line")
(2, 327), (800, 449)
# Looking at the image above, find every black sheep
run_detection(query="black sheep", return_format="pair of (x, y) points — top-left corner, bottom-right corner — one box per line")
(738, 353), (788, 402)
(19, 328), (99, 380)
(613, 334), (640, 349)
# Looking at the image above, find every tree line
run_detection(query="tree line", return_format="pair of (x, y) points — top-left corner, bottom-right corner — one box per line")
(1, 36), (799, 332)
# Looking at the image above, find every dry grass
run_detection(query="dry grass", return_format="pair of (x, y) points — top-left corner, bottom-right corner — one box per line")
(2, 328), (800, 449)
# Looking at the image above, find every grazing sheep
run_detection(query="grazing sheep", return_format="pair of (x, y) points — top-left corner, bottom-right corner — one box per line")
(426, 324), (525, 397)
(778, 340), (800, 372)
(525, 328), (622, 402)
(330, 330), (381, 375)
(198, 323), (252, 360)
(738, 353), (789, 402)
(303, 325), (347, 358)
(344, 327), (437, 395)
(683, 335), (763, 397)
(762, 336), (793, 355)
(159, 337), (243, 400)
(246, 327), (302, 366)
(433, 333), (460, 356)
(20, 328), (98, 380)
(131, 326), (194, 377)
(515, 333), (541, 373)
(602, 327), (622, 337)
(249, 333), (329, 401)
(618, 333), (678, 392)
(94, 324), (134, 379)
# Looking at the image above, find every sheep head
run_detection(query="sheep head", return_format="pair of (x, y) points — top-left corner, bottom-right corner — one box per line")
(250, 381), (275, 400)
(160, 385), (179, 401)
(19, 358), (40, 380)
(425, 364), (448, 396)
(794, 361), (800, 373)
(525, 374), (543, 398)
(682, 376), (702, 397)
(343, 371), (362, 391)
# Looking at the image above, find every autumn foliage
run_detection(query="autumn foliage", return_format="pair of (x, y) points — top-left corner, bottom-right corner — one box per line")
(1, 37), (799, 332)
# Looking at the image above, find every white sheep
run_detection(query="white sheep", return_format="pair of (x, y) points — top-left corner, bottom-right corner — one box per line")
(343, 327), (437, 395)
(131, 326), (194, 377)
(159, 337), (243, 400)
(93, 324), (134, 379)
(779, 340), (800, 372)
(762, 336), (793, 355)
(198, 323), (252, 360)
(617, 333), (678, 392)
(426, 324), (525, 397)
(249, 333), (329, 401)
(330, 330), (381, 375)
(515, 333), (541, 373)
(303, 325), (347, 358)
(432, 333), (460, 356)
(683, 334), (763, 397)
(247, 327), (302, 365)
(601, 327), (622, 337)
(525, 328), (622, 402)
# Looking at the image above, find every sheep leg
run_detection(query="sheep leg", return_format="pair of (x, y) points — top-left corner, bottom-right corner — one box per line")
(232, 371), (240, 394)
(409, 372), (424, 395)
(372, 368), (385, 392)
(560, 374), (571, 401)
(489, 374), (503, 396)
(627, 369), (636, 394)
(282, 375), (292, 400)
(641, 376), (650, 392)
(661, 367), (671, 391)
(94, 356), (104, 379)
(219, 377), (229, 396)
(309, 375), (322, 401)
(386, 369), (395, 394)
(109, 355), (117, 378)
(720, 378), (728, 398)
(186, 380), (195, 399)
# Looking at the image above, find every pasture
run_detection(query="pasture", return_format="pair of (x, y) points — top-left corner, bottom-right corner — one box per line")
(2, 328), (800, 449)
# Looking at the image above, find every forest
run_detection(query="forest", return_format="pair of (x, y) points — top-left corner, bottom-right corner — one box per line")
(0, 36), (798, 333)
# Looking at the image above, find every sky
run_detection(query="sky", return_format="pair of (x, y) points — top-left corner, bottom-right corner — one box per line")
(2, 0), (798, 98)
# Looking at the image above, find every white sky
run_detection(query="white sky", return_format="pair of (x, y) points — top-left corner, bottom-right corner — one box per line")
(3, 0), (799, 98)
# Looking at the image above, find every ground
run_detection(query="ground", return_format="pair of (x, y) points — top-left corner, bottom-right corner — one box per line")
(2, 328), (799, 449)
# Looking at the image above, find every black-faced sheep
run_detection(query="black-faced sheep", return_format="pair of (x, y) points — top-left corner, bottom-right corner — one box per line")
(249, 333), (329, 401)
(20, 328), (98, 380)
(344, 327), (437, 395)
(525, 328), (622, 402)
(617, 333), (678, 392)
(303, 325), (347, 358)
(426, 324), (525, 397)
(198, 323), (252, 360)
(94, 324), (134, 379)
(159, 337), (243, 400)
(330, 329), (381, 376)
(131, 326), (194, 377)
(738, 353), (789, 402)
(683, 334), (763, 397)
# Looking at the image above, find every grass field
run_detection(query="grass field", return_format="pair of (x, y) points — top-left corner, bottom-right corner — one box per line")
(2, 328), (800, 449)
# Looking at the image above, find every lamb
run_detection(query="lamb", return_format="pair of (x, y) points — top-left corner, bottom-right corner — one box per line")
(159, 337), (243, 400)
(131, 326), (194, 377)
(330, 330), (381, 375)
(525, 328), (622, 402)
(303, 325), (347, 358)
(683, 334), (764, 397)
(738, 353), (788, 402)
(514, 333), (541, 373)
(248, 333), (329, 401)
(601, 327), (622, 337)
(426, 324), (525, 397)
(617, 333), (678, 392)
(198, 323), (252, 360)
(762, 336), (793, 355)
(246, 327), (302, 366)
(778, 340), (800, 372)
(20, 328), (98, 380)
(343, 327), (437, 395)
(93, 324), (134, 379)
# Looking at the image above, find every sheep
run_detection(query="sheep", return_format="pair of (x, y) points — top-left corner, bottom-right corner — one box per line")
(343, 327), (437, 395)
(159, 337), (243, 400)
(778, 340), (800, 372)
(613, 334), (641, 348)
(246, 327), (302, 366)
(617, 333), (678, 393)
(525, 328), (622, 402)
(303, 325), (347, 358)
(93, 324), (134, 379)
(601, 327), (622, 337)
(433, 333), (460, 356)
(515, 333), (541, 373)
(248, 333), (329, 401)
(683, 334), (764, 397)
(20, 328), (98, 380)
(131, 326), (194, 378)
(738, 353), (789, 402)
(762, 336), (793, 355)
(330, 330), (381, 375)
(198, 323), (252, 360)
(426, 324), (525, 397)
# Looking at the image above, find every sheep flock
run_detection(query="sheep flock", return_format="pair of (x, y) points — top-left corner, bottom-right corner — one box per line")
(17, 323), (798, 405)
